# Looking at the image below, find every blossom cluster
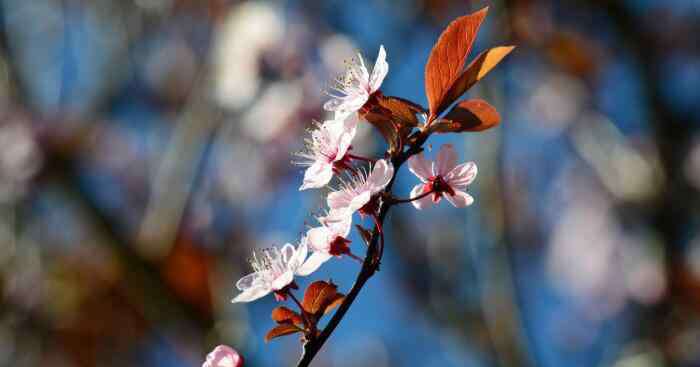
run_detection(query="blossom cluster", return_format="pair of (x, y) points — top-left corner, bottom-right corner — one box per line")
(231, 46), (478, 307)
(205, 7), (512, 366)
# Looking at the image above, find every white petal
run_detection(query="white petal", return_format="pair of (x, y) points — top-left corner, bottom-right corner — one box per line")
(307, 226), (332, 252)
(434, 144), (458, 176)
(271, 270), (294, 291)
(280, 243), (295, 264)
(407, 152), (432, 182)
(235, 272), (261, 291)
(231, 285), (270, 303)
(293, 239), (308, 269)
(446, 161), (477, 187)
(367, 159), (394, 192)
(369, 45), (388, 93)
(444, 190), (474, 208)
(410, 184), (433, 210)
(296, 252), (333, 276)
(300, 161), (334, 190)
(348, 190), (372, 212)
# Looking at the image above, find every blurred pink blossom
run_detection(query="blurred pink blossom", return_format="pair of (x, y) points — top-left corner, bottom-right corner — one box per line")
(203, 345), (243, 367)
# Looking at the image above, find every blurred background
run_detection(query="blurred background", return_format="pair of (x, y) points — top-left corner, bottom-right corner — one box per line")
(1, 0), (699, 366)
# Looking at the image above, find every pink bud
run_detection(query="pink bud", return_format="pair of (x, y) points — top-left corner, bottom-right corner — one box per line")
(203, 345), (243, 367)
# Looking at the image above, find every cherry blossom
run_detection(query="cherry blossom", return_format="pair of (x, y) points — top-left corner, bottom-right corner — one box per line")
(324, 45), (388, 114)
(203, 345), (244, 367)
(327, 159), (394, 216)
(297, 114), (358, 190)
(232, 241), (308, 303)
(407, 144), (477, 209)
(298, 212), (353, 275)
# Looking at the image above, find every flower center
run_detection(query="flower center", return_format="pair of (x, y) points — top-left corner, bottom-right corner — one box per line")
(425, 175), (455, 201)
(328, 236), (351, 256)
(358, 194), (381, 217)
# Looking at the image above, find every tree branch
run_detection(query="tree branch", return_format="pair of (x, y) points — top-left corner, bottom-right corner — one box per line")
(296, 130), (431, 367)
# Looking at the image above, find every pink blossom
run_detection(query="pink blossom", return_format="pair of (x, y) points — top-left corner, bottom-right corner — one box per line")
(231, 241), (308, 303)
(297, 114), (358, 190)
(298, 212), (353, 275)
(327, 159), (393, 215)
(203, 345), (243, 367)
(324, 45), (388, 114)
(407, 144), (477, 209)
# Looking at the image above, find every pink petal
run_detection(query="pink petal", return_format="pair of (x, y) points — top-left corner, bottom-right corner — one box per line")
(407, 152), (432, 182)
(410, 184), (433, 210)
(367, 159), (394, 192)
(369, 45), (388, 93)
(348, 190), (373, 212)
(297, 251), (333, 276)
(445, 161), (477, 187)
(327, 190), (352, 210)
(203, 345), (243, 367)
(300, 161), (334, 191)
(434, 144), (458, 176)
(443, 189), (474, 208)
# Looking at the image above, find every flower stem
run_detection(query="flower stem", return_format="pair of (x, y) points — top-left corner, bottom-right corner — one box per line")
(389, 189), (435, 204)
(347, 252), (364, 263)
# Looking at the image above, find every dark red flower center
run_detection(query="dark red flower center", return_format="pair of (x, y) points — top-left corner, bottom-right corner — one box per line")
(424, 175), (455, 202)
(328, 236), (351, 256)
(273, 281), (299, 302)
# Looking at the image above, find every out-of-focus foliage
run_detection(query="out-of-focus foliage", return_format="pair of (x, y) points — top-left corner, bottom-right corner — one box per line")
(0, 0), (698, 366)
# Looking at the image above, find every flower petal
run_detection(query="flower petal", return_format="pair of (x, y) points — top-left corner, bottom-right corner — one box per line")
(203, 345), (243, 367)
(232, 285), (270, 303)
(367, 159), (394, 192)
(297, 251), (333, 276)
(327, 190), (352, 210)
(235, 272), (261, 291)
(348, 190), (372, 212)
(300, 161), (334, 191)
(408, 152), (432, 182)
(271, 270), (294, 291)
(280, 243), (295, 264)
(293, 239), (308, 269)
(307, 226), (332, 252)
(446, 161), (477, 187)
(410, 184), (433, 210)
(443, 189), (474, 208)
(434, 144), (458, 176)
(369, 45), (388, 93)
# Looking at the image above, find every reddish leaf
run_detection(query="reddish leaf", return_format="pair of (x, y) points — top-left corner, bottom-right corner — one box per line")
(323, 294), (345, 315)
(361, 107), (402, 153)
(436, 46), (515, 114)
(431, 99), (501, 133)
(271, 306), (304, 326)
(377, 96), (423, 127)
(264, 324), (303, 343)
(302, 281), (343, 315)
(425, 7), (488, 117)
